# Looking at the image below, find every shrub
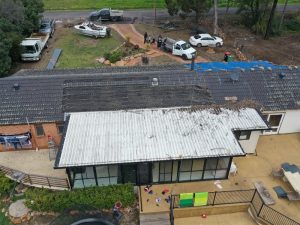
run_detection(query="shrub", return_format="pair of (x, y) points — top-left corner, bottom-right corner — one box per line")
(108, 50), (122, 63)
(103, 52), (111, 60)
(0, 173), (14, 197)
(25, 184), (135, 212)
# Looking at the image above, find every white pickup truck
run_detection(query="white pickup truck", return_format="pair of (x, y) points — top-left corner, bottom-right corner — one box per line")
(161, 37), (197, 60)
(20, 33), (50, 61)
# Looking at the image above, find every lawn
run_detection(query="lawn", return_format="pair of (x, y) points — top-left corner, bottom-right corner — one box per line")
(55, 29), (124, 69)
(44, 0), (300, 10)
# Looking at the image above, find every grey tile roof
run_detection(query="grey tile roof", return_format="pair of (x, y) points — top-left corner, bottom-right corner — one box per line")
(198, 68), (300, 111)
(0, 65), (212, 125)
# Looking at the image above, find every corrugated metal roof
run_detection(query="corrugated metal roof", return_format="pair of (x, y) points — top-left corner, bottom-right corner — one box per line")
(56, 107), (268, 168)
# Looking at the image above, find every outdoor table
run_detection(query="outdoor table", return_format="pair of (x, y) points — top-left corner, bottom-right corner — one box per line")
(281, 163), (300, 195)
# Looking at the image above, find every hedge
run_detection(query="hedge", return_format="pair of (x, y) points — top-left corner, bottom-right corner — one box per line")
(0, 173), (14, 197)
(25, 184), (135, 212)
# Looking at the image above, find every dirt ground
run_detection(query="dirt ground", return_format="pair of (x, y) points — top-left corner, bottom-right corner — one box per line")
(135, 16), (300, 65)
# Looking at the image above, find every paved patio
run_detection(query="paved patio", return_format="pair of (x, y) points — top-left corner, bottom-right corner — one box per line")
(175, 212), (257, 225)
(0, 149), (67, 178)
(140, 133), (300, 223)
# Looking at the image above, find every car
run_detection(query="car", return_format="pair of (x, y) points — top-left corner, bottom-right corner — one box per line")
(189, 33), (223, 47)
(88, 8), (123, 22)
(39, 18), (55, 37)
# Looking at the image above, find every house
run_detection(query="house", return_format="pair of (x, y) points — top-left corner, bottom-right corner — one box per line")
(0, 65), (210, 151)
(54, 107), (268, 188)
(198, 67), (300, 137)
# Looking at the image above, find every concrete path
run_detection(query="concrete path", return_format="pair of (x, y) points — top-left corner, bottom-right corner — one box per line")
(140, 213), (170, 225)
(0, 149), (67, 178)
(110, 24), (208, 63)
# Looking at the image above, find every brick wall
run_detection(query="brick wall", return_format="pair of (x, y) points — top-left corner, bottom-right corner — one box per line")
(0, 123), (62, 151)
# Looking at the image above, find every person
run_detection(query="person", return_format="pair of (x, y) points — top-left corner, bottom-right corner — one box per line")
(157, 35), (162, 48)
(144, 32), (148, 44)
(151, 36), (155, 44)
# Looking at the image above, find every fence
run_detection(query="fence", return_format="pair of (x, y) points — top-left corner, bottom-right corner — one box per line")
(0, 164), (70, 190)
(170, 189), (300, 225)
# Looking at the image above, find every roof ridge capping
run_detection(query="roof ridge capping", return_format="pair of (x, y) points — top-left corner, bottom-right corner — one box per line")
(11, 65), (192, 78)
(183, 99), (263, 114)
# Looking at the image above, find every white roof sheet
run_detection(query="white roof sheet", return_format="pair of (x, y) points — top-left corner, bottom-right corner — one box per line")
(56, 107), (268, 167)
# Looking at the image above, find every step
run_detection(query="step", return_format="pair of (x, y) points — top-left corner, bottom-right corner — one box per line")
(140, 213), (170, 225)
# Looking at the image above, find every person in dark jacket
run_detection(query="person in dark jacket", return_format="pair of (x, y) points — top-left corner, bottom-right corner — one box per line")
(157, 34), (162, 48)
(144, 32), (148, 44)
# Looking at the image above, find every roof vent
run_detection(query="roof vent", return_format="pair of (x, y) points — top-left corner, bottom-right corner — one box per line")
(13, 83), (20, 90)
(240, 68), (245, 72)
(250, 68), (255, 71)
(230, 74), (239, 82)
(259, 66), (265, 70)
(279, 72), (286, 79)
(152, 78), (159, 86)
(296, 101), (300, 106)
(267, 67), (272, 71)
(225, 96), (238, 102)
(288, 66), (293, 70)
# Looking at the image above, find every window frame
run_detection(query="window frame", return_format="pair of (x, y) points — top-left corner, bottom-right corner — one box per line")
(35, 124), (45, 137)
(159, 161), (173, 182)
(235, 130), (251, 140)
(56, 123), (64, 135)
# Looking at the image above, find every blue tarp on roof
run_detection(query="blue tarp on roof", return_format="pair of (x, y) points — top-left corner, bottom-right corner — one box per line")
(186, 61), (287, 72)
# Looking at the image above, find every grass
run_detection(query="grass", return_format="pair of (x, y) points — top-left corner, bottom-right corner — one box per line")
(43, 0), (300, 10)
(43, 0), (166, 10)
(55, 29), (124, 69)
(0, 202), (12, 225)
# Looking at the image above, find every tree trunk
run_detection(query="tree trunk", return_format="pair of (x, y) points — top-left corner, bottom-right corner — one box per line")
(213, 0), (218, 35)
(279, 0), (288, 30)
(264, 0), (278, 40)
(225, 0), (230, 15)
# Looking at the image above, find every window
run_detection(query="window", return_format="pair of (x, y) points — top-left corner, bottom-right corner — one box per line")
(235, 130), (251, 140)
(203, 157), (230, 179)
(267, 114), (283, 133)
(95, 165), (118, 186)
(159, 161), (172, 182)
(56, 123), (64, 135)
(179, 159), (204, 181)
(35, 124), (45, 136)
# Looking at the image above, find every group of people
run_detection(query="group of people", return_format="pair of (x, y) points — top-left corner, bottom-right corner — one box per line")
(144, 32), (163, 48)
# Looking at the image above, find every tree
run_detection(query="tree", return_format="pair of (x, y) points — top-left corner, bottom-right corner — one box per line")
(213, 0), (218, 35)
(279, 0), (288, 30)
(264, 0), (278, 39)
(0, 0), (43, 75)
(165, 0), (179, 16)
(0, 30), (12, 76)
(21, 0), (44, 35)
(236, 0), (272, 34)
(165, 0), (211, 23)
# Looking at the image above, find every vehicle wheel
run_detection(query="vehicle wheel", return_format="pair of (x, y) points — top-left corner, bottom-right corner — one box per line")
(45, 44), (49, 49)
(197, 43), (202, 47)
(216, 42), (221, 47)
(111, 17), (117, 22)
(182, 54), (188, 60)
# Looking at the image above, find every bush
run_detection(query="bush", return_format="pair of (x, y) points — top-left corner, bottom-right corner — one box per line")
(109, 50), (122, 63)
(0, 173), (14, 197)
(25, 184), (135, 212)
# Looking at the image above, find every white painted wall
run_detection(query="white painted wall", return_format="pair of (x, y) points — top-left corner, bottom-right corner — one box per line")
(278, 110), (300, 134)
(238, 130), (262, 154)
